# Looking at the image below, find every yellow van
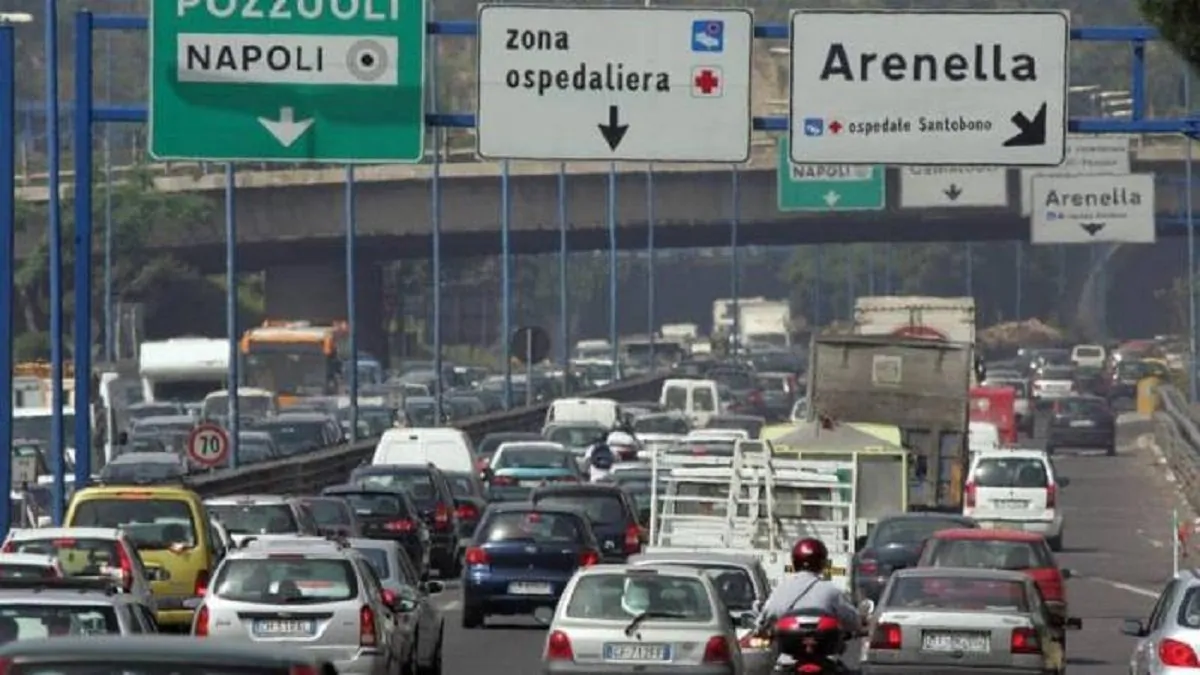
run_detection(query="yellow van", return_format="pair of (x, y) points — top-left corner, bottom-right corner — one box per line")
(65, 484), (221, 629)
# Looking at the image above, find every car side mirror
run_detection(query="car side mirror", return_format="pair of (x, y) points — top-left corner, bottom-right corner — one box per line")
(1057, 477), (1071, 487)
(1060, 568), (1073, 579)
(1121, 618), (1147, 637)
(421, 580), (444, 595)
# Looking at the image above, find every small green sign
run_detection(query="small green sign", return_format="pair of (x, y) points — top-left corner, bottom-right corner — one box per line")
(776, 138), (886, 212)
(150, 0), (426, 163)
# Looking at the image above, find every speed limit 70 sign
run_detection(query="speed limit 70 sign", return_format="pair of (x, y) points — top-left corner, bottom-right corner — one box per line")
(187, 423), (230, 468)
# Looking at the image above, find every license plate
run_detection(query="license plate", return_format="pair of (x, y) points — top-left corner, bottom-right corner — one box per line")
(994, 500), (1029, 509)
(604, 643), (673, 661)
(508, 582), (553, 595)
(519, 480), (542, 487)
(1069, 420), (1095, 427)
(921, 631), (990, 653)
(253, 619), (316, 637)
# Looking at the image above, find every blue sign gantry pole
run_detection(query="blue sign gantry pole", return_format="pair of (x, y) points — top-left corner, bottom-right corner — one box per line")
(72, 11), (94, 489)
(557, 165), (569, 391)
(225, 164), (240, 469)
(345, 166), (359, 440)
(0, 23), (17, 535)
(46, 0), (66, 525)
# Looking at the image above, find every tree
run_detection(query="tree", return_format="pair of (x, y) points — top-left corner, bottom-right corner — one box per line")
(1140, 0), (1200, 72)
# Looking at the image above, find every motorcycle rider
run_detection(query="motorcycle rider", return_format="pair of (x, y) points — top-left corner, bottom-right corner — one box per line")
(758, 538), (861, 634)
(587, 440), (615, 483)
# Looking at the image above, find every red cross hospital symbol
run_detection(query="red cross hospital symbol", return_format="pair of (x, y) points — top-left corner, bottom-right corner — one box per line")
(692, 67), (723, 97)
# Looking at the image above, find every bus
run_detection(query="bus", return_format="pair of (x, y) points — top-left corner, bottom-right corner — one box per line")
(239, 320), (348, 406)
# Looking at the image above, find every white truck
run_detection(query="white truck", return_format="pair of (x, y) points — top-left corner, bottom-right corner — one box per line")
(739, 301), (793, 349)
(854, 295), (980, 384)
(139, 337), (229, 402)
(646, 439), (859, 591)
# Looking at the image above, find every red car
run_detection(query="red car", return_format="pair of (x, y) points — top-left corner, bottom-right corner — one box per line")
(916, 528), (1072, 641)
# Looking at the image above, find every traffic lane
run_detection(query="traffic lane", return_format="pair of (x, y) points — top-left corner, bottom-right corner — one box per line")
(1051, 415), (1173, 673)
(439, 584), (549, 675)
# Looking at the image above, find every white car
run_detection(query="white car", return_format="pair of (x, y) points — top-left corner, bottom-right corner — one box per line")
(962, 449), (1066, 551)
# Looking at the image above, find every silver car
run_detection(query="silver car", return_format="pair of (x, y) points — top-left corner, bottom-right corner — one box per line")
(1123, 567), (1200, 674)
(861, 567), (1078, 675)
(203, 495), (321, 547)
(0, 577), (158, 635)
(193, 542), (404, 675)
(544, 564), (744, 675)
(628, 552), (772, 675)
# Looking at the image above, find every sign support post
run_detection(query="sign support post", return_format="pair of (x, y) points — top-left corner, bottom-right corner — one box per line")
(0, 23), (15, 536)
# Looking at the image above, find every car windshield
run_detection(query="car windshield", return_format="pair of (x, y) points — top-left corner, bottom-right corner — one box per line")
(70, 498), (197, 550)
(495, 448), (574, 470)
(871, 518), (970, 547)
(545, 426), (605, 448)
(300, 499), (352, 527)
(1056, 398), (1108, 416)
(632, 416), (690, 435)
(885, 575), (1029, 613)
(337, 493), (409, 518)
(483, 511), (585, 543)
(926, 538), (1050, 570)
(0, 603), (120, 638)
(535, 494), (625, 525)
(565, 573), (714, 621)
(972, 457), (1048, 488)
(206, 504), (297, 535)
(8, 537), (124, 577)
(213, 557), (357, 604)
(99, 458), (183, 484)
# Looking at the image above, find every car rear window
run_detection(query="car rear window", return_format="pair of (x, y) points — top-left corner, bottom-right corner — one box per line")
(1075, 347), (1103, 357)
(0, 603), (120, 637)
(871, 518), (970, 547)
(206, 504), (297, 535)
(338, 493), (409, 518)
(447, 476), (475, 498)
(885, 576), (1029, 612)
(356, 471), (436, 505)
(213, 557), (357, 604)
(972, 457), (1049, 488)
(534, 494), (626, 525)
(482, 511), (585, 544)
(70, 498), (196, 550)
(0, 564), (57, 580)
(632, 416), (690, 435)
(495, 448), (574, 470)
(640, 564), (757, 612)
(8, 537), (124, 577)
(298, 499), (352, 527)
(1056, 398), (1108, 416)
(1040, 367), (1075, 380)
(565, 573), (714, 621)
(925, 538), (1052, 570)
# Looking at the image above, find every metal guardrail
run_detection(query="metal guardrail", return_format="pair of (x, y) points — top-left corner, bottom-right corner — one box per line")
(1153, 384), (1200, 511)
(184, 374), (668, 498)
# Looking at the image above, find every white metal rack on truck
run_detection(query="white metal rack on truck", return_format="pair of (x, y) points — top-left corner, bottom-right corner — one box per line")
(646, 439), (858, 591)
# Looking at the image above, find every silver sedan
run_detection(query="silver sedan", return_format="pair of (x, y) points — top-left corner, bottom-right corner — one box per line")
(860, 567), (1079, 675)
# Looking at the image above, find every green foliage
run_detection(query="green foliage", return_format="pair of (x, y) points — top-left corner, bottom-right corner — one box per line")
(1139, 0), (1200, 72)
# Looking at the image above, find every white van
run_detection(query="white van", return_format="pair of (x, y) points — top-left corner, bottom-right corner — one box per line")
(1070, 344), (1106, 369)
(544, 398), (620, 429)
(371, 427), (476, 474)
(659, 379), (720, 427)
(963, 448), (1066, 550)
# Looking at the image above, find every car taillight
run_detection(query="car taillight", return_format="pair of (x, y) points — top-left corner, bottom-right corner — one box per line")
(624, 524), (641, 555)
(465, 546), (490, 566)
(193, 605), (209, 637)
(856, 555), (879, 577)
(434, 503), (452, 531)
(545, 630), (574, 661)
(455, 503), (479, 521)
(870, 623), (902, 649)
(965, 482), (976, 508)
(578, 549), (600, 567)
(1046, 484), (1057, 509)
(359, 605), (377, 647)
(1159, 638), (1200, 667)
(702, 636), (732, 664)
(1009, 627), (1041, 654)
(116, 544), (134, 592)
(289, 667), (319, 675)
(383, 519), (416, 532)
(194, 570), (209, 597)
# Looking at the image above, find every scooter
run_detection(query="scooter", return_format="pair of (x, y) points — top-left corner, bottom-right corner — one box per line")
(772, 608), (852, 675)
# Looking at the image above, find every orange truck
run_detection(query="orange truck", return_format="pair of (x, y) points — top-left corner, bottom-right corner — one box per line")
(969, 385), (1017, 445)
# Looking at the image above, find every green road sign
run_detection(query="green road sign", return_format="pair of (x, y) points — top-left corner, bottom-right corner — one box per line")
(776, 138), (886, 212)
(150, 0), (426, 163)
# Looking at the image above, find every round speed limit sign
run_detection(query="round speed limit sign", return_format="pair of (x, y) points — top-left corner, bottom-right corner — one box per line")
(187, 423), (230, 468)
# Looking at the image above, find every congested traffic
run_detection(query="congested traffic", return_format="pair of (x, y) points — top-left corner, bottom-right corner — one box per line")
(0, 297), (1192, 675)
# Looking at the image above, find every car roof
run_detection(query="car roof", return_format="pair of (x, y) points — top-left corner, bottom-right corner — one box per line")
(273, 412), (334, 422)
(8, 527), (123, 540)
(0, 635), (327, 663)
(344, 537), (397, 552)
(204, 494), (291, 506)
(487, 502), (590, 516)
(629, 551), (760, 567)
(230, 543), (355, 559)
(531, 483), (625, 498)
(324, 484), (411, 497)
(874, 513), (977, 526)
(973, 448), (1048, 461)
(574, 563), (709, 580)
(133, 415), (194, 425)
(110, 452), (179, 465)
(930, 527), (1044, 543)
(891, 567), (1032, 583)
(496, 441), (568, 452)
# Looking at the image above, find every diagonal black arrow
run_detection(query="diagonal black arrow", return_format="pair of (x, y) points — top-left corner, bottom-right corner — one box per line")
(1080, 222), (1105, 236)
(944, 184), (962, 201)
(1003, 102), (1047, 147)
(597, 105), (628, 151)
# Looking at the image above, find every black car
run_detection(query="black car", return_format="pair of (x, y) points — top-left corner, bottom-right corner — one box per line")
(1046, 395), (1117, 455)
(708, 365), (769, 417)
(530, 483), (643, 562)
(321, 484), (432, 578)
(444, 471), (488, 548)
(294, 495), (363, 538)
(349, 464), (463, 577)
(850, 513), (978, 603)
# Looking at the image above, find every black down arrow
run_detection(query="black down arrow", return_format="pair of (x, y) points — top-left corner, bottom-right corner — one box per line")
(944, 184), (963, 201)
(1080, 222), (1105, 236)
(597, 105), (628, 151)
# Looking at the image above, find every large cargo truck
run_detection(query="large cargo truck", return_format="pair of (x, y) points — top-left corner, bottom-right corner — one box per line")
(806, 334), (972, 510)
(854, 295), (982, 384)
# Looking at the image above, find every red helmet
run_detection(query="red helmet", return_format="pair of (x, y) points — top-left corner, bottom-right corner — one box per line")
(791, 538), (829, 574)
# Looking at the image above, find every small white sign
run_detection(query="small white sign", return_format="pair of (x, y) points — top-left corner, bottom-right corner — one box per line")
(788, 10), (1069, 166)
(476, 6), (753, 162)
(1031, 173), (1155, 244)
(1020, 135), (1132, 215)
(900, 166), (1008, 208)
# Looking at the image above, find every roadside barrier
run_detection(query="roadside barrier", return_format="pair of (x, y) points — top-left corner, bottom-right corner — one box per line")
(1152, 384), (1200, 512)
(187, 374), (668, 497)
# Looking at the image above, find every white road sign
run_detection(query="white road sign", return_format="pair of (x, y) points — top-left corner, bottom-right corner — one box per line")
(1020, 135), (1132, 215)
(788, 10), (1069, 166)
(188, 423), (230, 468)
(476, 6), (753, 162)
(1030, 173), (1156, 244)
(900, 166), (1008, 208)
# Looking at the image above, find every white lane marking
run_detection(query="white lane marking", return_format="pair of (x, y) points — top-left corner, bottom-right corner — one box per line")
(1136, 529), (1166, 549)
(1085, 576), (1160, 599)
(439, 600), (462, 612)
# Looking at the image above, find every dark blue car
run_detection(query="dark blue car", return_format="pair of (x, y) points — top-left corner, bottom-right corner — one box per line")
(461, 502), (601, 629)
